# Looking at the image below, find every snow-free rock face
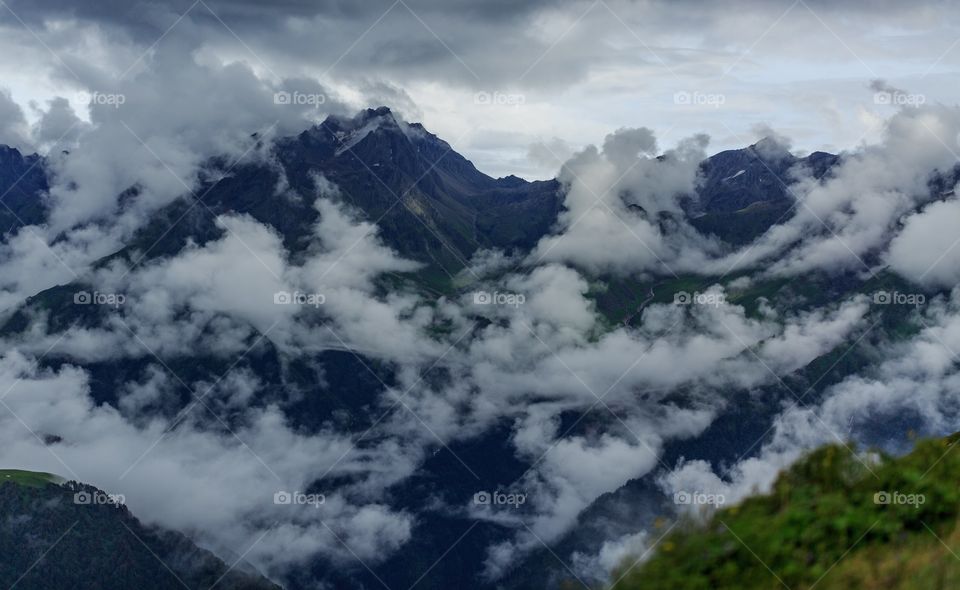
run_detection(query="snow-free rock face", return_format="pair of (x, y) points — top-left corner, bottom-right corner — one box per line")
(108, 106), (562, 279)
(695, 138), (839, 214)
(0, 115), (844, 283)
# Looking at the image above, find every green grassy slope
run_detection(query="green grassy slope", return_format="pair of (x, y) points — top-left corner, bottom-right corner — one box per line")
(613, 433), (960, 590)
(0, 469), (63, 488)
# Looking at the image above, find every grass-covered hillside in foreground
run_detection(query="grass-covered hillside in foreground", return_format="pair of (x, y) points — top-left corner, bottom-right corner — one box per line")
(613, 433), (960, 590)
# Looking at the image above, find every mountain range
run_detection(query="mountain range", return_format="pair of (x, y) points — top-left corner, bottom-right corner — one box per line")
(0, 107), (841, 280)
(1, 106), (956, 590)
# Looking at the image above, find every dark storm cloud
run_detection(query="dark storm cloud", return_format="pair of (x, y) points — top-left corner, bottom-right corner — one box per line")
(4, 0), (561, 34)
(0, 0), (577, 89)
(6, 0), (950, 94)
(7, 0), (938, 28)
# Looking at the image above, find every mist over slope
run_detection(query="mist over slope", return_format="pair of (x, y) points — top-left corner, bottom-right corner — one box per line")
(0, 0), (959, 587)
(0, 92), (957, 589)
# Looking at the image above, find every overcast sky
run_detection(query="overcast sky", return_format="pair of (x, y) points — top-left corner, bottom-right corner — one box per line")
(1, 0), (959, 178)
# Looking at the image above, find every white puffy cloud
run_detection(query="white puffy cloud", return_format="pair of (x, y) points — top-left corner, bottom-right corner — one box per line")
(0, 87), (32, 150)
(530, 130), (715, 276)
(888, 199), (960, 288)
(0, 349), (415, 582)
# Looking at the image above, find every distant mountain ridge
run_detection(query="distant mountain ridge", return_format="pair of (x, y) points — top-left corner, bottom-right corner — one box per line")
(686, 138), (841, 245)
(0, 108), (845, 282)
(271, 106), (563, 271)
(696, 137), (839, 214)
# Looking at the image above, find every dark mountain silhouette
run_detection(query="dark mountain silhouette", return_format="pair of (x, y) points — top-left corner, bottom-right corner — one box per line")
(0, 471), (280, 590)
(0, 108), (844, 282)
(688, 138), (840, 245)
